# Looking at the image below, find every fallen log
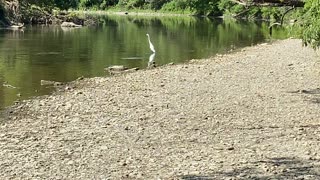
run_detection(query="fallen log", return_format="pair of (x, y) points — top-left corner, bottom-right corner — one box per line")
(61, 22), (82, 28)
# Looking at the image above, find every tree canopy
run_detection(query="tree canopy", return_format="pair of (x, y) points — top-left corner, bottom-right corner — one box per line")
(302, 0), (320, 49)
(2, 0), (319, 48)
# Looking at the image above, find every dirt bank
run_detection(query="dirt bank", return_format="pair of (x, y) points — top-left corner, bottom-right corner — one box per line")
(1, 39), (320, 179)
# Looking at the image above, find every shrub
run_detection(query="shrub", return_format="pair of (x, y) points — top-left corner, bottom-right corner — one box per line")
(302, 0), (320, 48)
(161, 0), (189, 12)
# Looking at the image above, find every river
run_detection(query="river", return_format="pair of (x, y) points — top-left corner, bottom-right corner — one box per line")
(0, 15), (287, 109)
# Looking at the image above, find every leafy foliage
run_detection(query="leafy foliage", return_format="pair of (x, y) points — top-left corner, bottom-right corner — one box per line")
(186, 0), (220, 16)
(18, 0), (292, 19)
(161, 0), (189, 13)
(302, 0), (320, 49)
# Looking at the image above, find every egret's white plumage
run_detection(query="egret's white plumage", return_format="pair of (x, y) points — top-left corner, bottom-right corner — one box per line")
(149, 52), (155, 63)
(146, 34), (156, 53)
(148, 52), (156, 68)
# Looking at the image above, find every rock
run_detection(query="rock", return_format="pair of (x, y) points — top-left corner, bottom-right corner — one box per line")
(65, 86), (72, 91)
(40, 80), (55, 86)
(54, 82), (64, 86)
(106, 65), (128, 72)
(2, 83), (16, 89)
(125, 67), (139, 73)
(105, 65), (132, 75)
(61, 22), (82, 28)
(226, 147), (234, 151)
(7, 23), (24, 30)
(75, 91), (83, 95)
(77, 76), (84, 81)
(40, 80), (63, 86)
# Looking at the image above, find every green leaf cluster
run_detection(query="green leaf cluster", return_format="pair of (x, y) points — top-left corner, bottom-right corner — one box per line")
(302, 0), (320, 49)
(18, 0), (289, 20)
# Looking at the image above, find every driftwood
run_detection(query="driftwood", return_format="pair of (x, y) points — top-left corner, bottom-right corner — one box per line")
(61, 22), (82, 28)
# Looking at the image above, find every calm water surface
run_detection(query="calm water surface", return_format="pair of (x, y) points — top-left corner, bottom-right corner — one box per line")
(0, 15), (288, 109)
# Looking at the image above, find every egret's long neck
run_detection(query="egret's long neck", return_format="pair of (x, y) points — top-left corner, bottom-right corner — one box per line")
(147, 36), (152, 44)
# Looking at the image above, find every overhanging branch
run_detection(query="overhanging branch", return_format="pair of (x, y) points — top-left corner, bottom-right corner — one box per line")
(231, 0), (305, 7)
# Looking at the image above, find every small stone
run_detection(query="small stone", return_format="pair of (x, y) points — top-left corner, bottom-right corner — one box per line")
(54, 82), (64, 86)
(77, 76), (84, 80)
(106, 65), (128, 71)
(65, 86), (72, 90)
(67, 160), (74, 165)
(125, 67), (139, 72)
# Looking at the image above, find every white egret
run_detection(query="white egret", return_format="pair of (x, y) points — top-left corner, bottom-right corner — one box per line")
(146, 34), (156, 53)
(148, 52), (156, 68)
(148, 52), (156, 63)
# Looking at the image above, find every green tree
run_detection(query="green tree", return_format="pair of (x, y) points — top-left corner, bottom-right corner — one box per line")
(21, 0), (77, 10)
(149, 0), (171, 10)
(188, 0), (221, 16)
(55, 0), (79, 9)
(302, 0), (320, 49)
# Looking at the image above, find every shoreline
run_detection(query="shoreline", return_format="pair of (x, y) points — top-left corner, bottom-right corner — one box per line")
(73, 9), (191, 17)
(2, 39), (320, 179)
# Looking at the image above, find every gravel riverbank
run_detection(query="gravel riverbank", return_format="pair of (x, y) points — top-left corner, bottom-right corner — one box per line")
(1, 39), (320, 179)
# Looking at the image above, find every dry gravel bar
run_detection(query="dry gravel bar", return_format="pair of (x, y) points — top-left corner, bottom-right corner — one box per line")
(1, 39), (320, 179)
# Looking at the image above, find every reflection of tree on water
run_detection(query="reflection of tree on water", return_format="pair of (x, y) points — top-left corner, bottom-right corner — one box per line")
(148, 52), (156, 69)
